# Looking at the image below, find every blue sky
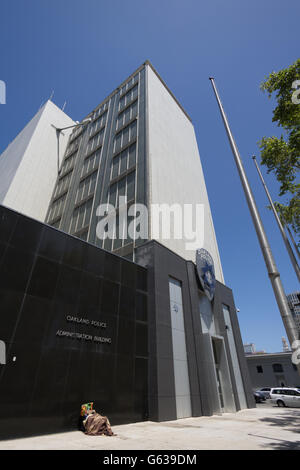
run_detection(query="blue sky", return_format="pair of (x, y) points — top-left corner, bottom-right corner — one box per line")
(0, 0), (299, 352)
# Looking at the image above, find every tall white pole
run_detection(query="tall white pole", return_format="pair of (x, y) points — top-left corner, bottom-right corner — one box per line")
(209, 78), (300, 375)
(252, 155), (300, 282)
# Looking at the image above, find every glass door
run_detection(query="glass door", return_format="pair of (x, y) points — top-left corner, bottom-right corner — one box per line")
(215, 365), (225, 410)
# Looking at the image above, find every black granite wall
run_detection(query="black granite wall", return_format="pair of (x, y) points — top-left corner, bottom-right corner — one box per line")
(0, 205), (148, 438)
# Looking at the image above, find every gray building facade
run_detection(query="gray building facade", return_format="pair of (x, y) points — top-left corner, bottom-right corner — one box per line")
(45, 61), (224, 284)
(135, 240), (254, 419)
(45, 63), (148, 259)
(246, 352), (300, 390)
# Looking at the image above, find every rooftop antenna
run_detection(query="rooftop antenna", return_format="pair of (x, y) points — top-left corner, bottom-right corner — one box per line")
(62, 101), (67, 112)
(38, 90), (55, 110)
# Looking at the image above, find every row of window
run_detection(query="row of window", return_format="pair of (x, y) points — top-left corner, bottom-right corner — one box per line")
(119, 74), (139, 96)
(119, 84), (138, 112)
(116, 100), (138, 131)
(86, 127), (105, 155)
(65, 135), (81, 157)
(53, 171), (73, 199)
(111, 143), (136, 180)
(69, 124), (83, 142)
(93, 101), (108, 121)
(102, 204), (136, 252)
(76, 170), (98, 204)
(60, 150), (78, 176)
(69, 198), (93, 234)
(89, 111), (107, 136)
(287, 293), (300, 303)
(114, 120), (137, 154)
(108, 171), (136, 208)
(81, 149), (101, 179)
(48, 193), (67, 222)
(257, 363), (284, 374)
(49, 81), (140, 234)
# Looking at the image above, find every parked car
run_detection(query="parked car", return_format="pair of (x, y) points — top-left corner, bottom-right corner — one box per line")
(254, 391), (266, 403)
(255, 387), (271, 399)
(270, 388), (300, 407)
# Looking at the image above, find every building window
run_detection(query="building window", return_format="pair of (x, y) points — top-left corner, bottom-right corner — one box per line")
(65, 135), (81, 157)
(256, 365), (263, 374)
(48, 193), (67, 222)
(116, 100), (138, 130)
(108, 171), (136, 208)
(99, 173), (136, 251)
(86, 128), (105, 155)
(69, 198), (93, 234)
(81, 149), (101, 178)
(53, 171), (73, 199)
(69, 124), (83, 142)
(272, 363), (283, 373)
(110, 143), (136, 180)
(113, 121), (137, 154)
(119, 84), (138, 112)
(93, 102), (108, 120)
(75, 171), (98, 204)
(120, 75), (139, 97)
(89, 111), (107, 136)
(60, 151), (77, 175)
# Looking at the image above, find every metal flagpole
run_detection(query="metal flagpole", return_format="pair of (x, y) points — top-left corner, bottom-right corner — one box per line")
(286, 224), (300, 261)
(273, 203), (300, 260)
(252, 155), (300, 282)
(209, 77), (300, 375)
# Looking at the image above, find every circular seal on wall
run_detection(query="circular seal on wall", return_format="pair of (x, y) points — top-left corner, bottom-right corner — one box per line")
(196, 248), (216, 301)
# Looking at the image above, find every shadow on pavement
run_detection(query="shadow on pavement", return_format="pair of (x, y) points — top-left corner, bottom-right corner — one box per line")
(259, 408), (300, 450)
(264, 440), (300, 450)
(259, 409), (300, 434)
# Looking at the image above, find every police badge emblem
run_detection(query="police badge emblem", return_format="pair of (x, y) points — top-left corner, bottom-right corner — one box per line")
(196, 248), (216, 301)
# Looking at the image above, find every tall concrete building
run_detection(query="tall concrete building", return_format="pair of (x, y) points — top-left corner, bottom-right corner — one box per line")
(0, 100), (74, 222)
(45, 61), (224, 282)
(0, 62), (254, 438)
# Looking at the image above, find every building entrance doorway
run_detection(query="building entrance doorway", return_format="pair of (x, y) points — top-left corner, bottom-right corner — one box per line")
(211, 336), (236, 413)
(212, 339), (225, 411)
(215, 365), (225, 410)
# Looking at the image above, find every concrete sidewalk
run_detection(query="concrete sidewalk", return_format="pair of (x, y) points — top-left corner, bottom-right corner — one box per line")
(0, 406), (299, 450)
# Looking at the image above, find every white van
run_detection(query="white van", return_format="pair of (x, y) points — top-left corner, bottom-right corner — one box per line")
(270, 388), (300, 408)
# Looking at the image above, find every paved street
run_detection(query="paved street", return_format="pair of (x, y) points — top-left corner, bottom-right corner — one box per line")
(0, 404), (299, 450)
